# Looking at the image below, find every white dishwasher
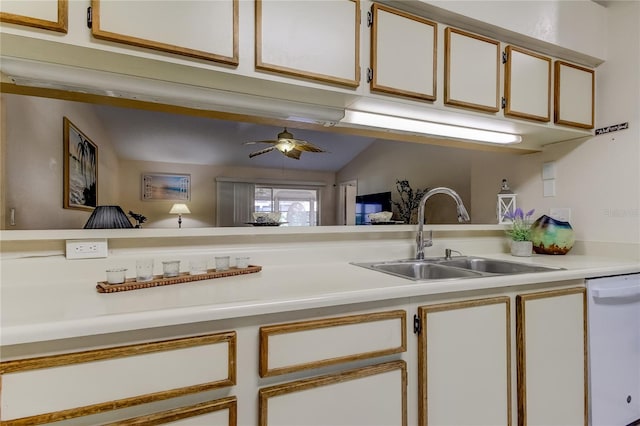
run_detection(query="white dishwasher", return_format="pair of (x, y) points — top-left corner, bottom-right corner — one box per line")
(587, 273), (640, 426)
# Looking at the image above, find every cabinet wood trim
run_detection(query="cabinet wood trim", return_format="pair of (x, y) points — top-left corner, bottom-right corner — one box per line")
(258, 360), (407, 426)
(417, 296), (512, 426)
(0, 0), (67, 33)
(90, 0), (239, 66)
(259, 310), (406, 377)
(255, 0), (361, 88)
(504, 45), (551, 122)
(370, 3), (437, 102)
(0, 332), (236, 425)
(554, 61), (595, 129)
(516, 287), (588, 426)
(444, 27), (500, 113)
(102, 396), (237, 426)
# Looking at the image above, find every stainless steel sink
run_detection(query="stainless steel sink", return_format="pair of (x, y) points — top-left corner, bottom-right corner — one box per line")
(437, 257), (563, 274)
(367, 261), (484, 281)
(352, 256), (563, 281)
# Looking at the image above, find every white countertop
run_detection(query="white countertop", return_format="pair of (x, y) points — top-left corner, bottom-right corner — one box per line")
(2, 251), (638, 346)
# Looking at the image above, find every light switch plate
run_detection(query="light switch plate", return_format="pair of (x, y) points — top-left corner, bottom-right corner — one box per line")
(543, 180), (556, 197)
(66, 239), (108, 259)
(542, 162), (556, 180)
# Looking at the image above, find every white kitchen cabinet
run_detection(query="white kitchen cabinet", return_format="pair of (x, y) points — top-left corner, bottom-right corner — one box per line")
(516, 287), (588, 426)
(257, 310), (407, 424)
(259, 360), (407, 426)
(0, 332), (236, 424)
(0, 0), (67, 33)
(417, 297), (511, 425)
(504, 45), (552, 122)
(259, 310), (406, 377)
(444, 27), (501, 113)
(554, 61), (595, 129)
(90, 0), (238, 65)
(369, 3), (437, 102)
(255, 0), (360, 88)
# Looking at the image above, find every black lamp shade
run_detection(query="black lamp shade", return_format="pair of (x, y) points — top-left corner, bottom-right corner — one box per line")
(84, 205), (133, 229)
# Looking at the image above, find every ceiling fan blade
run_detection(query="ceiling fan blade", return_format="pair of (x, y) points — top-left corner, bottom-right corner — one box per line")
(291, 139), (327, 153)
(244, 140), (278, 146)
(248, 146), (277, 158)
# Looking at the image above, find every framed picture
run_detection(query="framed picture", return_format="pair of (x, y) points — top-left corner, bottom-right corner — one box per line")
(142, 173), (191, 201)
(63, 117), (98, 211)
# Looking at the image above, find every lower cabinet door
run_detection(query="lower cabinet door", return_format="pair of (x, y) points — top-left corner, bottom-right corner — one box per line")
(418, 297), (511, 426)
(259, 360), (406, 426)
(516, 287), (587, 426)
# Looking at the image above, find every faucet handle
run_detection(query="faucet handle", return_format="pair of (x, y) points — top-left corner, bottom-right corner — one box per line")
(445, 248), (463, 260)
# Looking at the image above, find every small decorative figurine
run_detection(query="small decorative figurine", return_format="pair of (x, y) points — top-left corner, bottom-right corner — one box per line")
(129, 211), (147, 228)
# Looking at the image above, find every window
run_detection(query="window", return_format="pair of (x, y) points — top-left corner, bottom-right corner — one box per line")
(255, 186), (318, 226)
(216, 178), (324, 227)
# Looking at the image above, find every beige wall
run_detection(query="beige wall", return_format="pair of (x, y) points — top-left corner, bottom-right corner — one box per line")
(2, 95), (337, 229)
(120, 161), (337, 228)
(2, 94), (120, 229)
(337, 140), (478, 224)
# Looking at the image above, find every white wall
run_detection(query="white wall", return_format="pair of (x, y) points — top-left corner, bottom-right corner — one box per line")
(2, 94), (120, 229)
(472, 1), (640, 250)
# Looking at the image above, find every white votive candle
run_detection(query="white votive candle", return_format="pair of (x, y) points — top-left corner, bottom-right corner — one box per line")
(106, 268), (127, 284)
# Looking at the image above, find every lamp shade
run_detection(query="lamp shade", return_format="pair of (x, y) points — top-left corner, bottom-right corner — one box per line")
(169, 204), (191, 215)
(84, 206), (133, 229)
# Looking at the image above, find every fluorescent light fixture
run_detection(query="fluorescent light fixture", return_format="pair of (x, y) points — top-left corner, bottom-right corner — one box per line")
(342, 110), (522, 144)
(0, 57), (345, 125)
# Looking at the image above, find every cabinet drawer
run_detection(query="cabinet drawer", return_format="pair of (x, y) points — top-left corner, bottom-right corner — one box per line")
(104, 397), (237, 426)
(259, 310), (406, 377)
(0, 331), (236, 425)
(259, 360), (406, 426)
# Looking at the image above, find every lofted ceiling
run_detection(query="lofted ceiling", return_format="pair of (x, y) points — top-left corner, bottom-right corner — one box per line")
(92, 104), (377, 172)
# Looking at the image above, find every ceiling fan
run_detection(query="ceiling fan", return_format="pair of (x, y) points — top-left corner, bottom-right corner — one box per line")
(245, 128), (327, 160)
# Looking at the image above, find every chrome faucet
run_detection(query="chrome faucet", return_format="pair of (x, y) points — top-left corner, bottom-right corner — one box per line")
(416, 187), (471, 260)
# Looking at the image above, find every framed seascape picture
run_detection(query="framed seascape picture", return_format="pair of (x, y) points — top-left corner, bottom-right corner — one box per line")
(63, 117), (98, 211)
(142, 173), (191, 201)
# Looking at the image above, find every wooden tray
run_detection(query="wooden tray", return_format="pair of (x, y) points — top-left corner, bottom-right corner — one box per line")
(96, 265), (262, 293)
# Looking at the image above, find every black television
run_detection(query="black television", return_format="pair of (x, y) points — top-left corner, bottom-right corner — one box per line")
(355, 191), (392, 225)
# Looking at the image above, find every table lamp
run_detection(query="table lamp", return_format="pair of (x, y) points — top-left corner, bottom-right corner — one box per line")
(169, 203), (191, 228)
(84, 206), (133, 229)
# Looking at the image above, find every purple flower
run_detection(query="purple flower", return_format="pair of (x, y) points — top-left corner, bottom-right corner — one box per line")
(503, 208), (536, 241)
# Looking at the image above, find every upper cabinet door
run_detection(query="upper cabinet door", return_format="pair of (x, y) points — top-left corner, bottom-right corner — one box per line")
(90, 0), (238, 66)
(370, 4), (437, 102)
(0, 0), (67, 33)
(504, 45), (551, 122)
(554, 61), (595, 129)
(445, 27), (500, 113)
(255, 0), (360, 88)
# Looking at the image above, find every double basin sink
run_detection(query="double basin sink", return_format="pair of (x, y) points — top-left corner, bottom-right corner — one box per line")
(352, 256), (564, 281)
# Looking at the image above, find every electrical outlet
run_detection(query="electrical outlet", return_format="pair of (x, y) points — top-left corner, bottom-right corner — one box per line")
(66, 239), (108, 259)
(549, 208), (572, 222)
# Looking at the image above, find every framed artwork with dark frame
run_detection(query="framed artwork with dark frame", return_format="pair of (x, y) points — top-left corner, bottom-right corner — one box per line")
(63, 117), (98, 211)
(142, 173), (191, 201)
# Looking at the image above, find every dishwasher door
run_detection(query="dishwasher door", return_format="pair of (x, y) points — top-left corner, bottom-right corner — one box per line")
(587, 273), (640, 426)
